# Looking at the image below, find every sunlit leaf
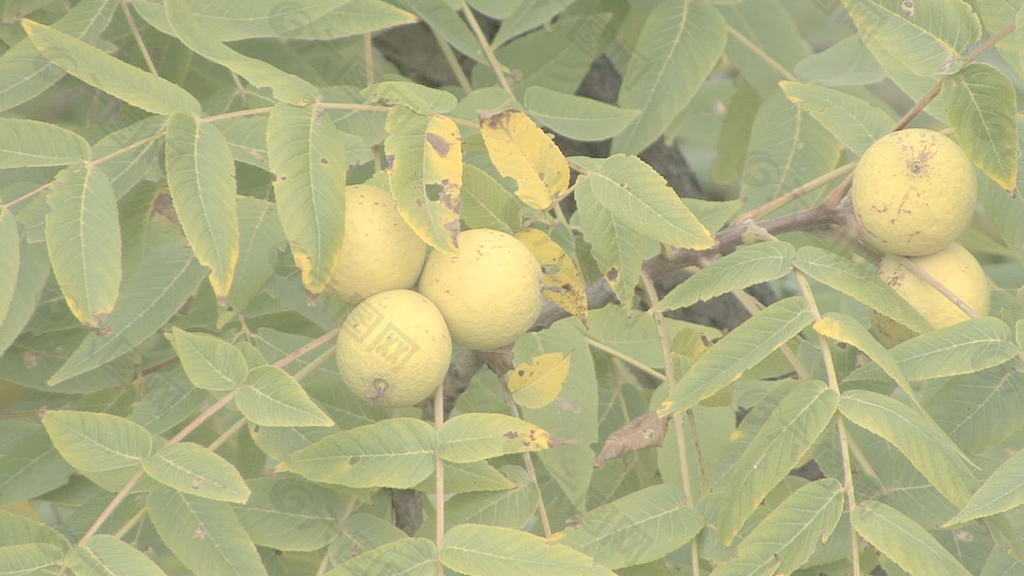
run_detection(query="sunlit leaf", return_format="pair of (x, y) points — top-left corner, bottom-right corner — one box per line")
(480, 110), (568, 210)
(853, 500), (972, 576)
(514, 229), (587, 322)
(507, 352), (571, 409)
(944, 63), (1019, 190)
(236, 365), (334, 427)
(439, 413), (551, 463)
(0, 118), (89, 169)
(441, 524), (615, 576)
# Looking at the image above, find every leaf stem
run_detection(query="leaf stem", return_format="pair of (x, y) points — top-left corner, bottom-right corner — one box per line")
(461, 1), (514, 97)
(434, 384), (446, 573)
(430, 26), (472, 93)
(502, 385), (552, 536)
(795, 270), (860, 576)
(583, 336), (665, 381)
(118, 0), (157, 76)
(725, 25), (797, 82)
(640, 272), (700, 576)
(77, 328), (340, 545)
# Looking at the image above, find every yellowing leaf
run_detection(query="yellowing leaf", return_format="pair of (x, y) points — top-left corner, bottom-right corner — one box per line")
(508, 352), (571, 409)
(480, 110), (568, 211)
(386, 107), (462, 251)
(514, 228), (587, 323)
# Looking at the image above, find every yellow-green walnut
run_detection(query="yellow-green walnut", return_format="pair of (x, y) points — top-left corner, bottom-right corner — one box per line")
(336, 289), (451, 407)
(327, 184), (427, 304)
(872, 243), (990, 347)
(851, 129), (976, 256)
(419, 228), (543, 350)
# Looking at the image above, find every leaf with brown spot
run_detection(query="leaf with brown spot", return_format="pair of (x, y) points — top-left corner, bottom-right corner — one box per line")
(514, 228), (588, 323)
(385, 107), (463, 251)
(438, 413), (553, 463)
(480, 110), (568, 211)
(507, 352), (571, 409)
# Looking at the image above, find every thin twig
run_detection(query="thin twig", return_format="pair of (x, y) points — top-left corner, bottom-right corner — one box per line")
(731, 288), (810, 380)
(726, 25), (797, 82)
(795, 270), (860, 576)
(78, 328), (340, 545)
(434, 384), (445, 573)
(461, 1), (514, 96)
(732, 161), (856, 224)
(363, 33), (375, 87)
(430, 26), (472, 93)
(640, 272), (700, 576)
(201, 106), (275, 123)
(583, 337), (665, 381)
(502, 387), (552, 536)
(119, 0), (157, 75)
(824, 23), (1017, 209)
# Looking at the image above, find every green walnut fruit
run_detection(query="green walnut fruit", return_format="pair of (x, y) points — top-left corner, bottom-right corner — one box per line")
(327, 184), (427, 304)
(851, 129), (976, 256)
(419, 228), (543, 350)
(872, 242), (990, 347)
(336, 289), (451, 407)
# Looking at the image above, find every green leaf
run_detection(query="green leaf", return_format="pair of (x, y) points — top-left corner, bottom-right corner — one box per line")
(147, 486), (268, 576)
(716, 381), (838, 545)
(853, 500), (971, 576)
(660, 298), (815, 415)
(781, 81), (895, 154)
(0, 0), (116, 113)
(943, 63), (1019, 190)
(581, 155), (714, 249)
(421, 461), (517, 494)
(975, 1), (1024, 81)
(437, 466), (538, 531)
(524, 87), (640, 142)
(281, 0), (417, 40)
(171, 327), (248, 391)
(839, 0), (981, 78)
(492, 0), (574, 47)
(0, 208), (19, 326)
(0, 509), (70, 551)
(384, 106), (462, 252)
(840, 390), (977, 507)
(719, 2), (808, 96)
(131, 0), (351, 41)
(21, 19), (201, 115)
(49, 231), (208, 385)
(441, 524), (615, 576)
(44, 164), (121, 327)
(42, 410), (153, 473)
(515, 320), (599, 512)
(233, 477), (341, 551)
(848, 317), (1018, 383)
(713, 479), (843, 576)
(459, 164), (521, 234)
(399, 0), (486, 63)
(0, 239), (49, 357)
(655, 241), (795, 312)
(559, 484), (704, 569)
(739, 95), (841, 210)
(794, 246), (931, 334)
(478, 14), (610, 96)
(0, 543), (63, 575)
(363, 81), (457, 115)
(142, 442), (250, 503)
(286, 418), (436, 489)
(164, 114), (239, 298)
(928, 363), (1024, 454)
(947, 446), (1024, 525)
(612, 0), (726, 154)
(0, 118), (89, 169)
(67, 534), (168, 576)
(129, 367), (207, 434)
(236, 365), (334, 427)
(217, 197), (285, 326)
(164, 0), (318, 105)
(575, 189), (657, 306)
(794, 35), (886, 87)
(93, 116), (167, 199)
(438, 413), (551, 463)
(0, 426), (73, 505)
(266, 103), (347, 294)
(332, 538), (437, 576)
